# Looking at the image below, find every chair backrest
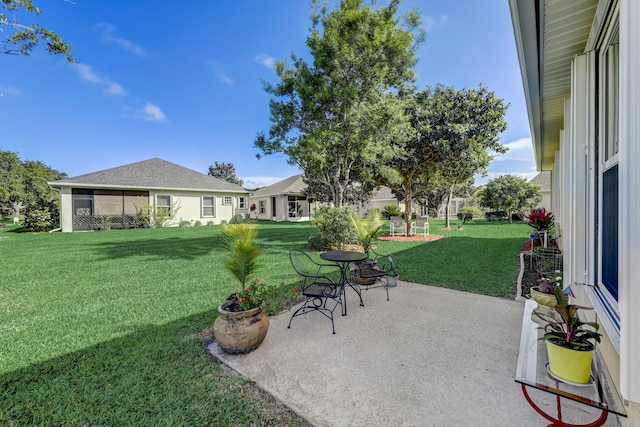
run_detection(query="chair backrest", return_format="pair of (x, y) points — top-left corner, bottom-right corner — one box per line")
(289, 249), (324, 279)
(415, 216), (429, 227)
(289, 249), (340, 284)
(390, 216), (403, 226)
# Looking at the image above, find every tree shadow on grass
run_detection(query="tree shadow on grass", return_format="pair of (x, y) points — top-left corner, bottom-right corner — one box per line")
(0, 310), (308, 426)
(91, 235), (226, 261)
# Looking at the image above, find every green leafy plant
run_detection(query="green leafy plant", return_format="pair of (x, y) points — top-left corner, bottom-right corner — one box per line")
(382, 205), (402, 219)
(311, 206), (358, 249)
(350, 210), (384, 253)
(526, 208), (555, 233)
(534, 286), (601, 351)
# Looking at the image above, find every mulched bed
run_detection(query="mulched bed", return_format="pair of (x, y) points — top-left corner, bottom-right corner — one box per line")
(378, 233), (444, 242)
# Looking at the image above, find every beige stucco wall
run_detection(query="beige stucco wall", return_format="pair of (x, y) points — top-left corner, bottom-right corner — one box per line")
(151, 190), (248, 227)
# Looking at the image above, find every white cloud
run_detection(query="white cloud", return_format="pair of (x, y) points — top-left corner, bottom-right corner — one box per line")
(74, 63), (126, 96)
(474, 169), (539, 186)
(0, 85), (20, 96)
(123, 102), (167, 122)
(494, 137), (535, 162)
(254, 53), (276, 68)
(206, 60), (234, 85)
(423, 15), (448, 31)
(242, 176), (285, 189)
(97, 23), (149, 58)
(216, 73), (234, 85)
(141, 102), (166, 122)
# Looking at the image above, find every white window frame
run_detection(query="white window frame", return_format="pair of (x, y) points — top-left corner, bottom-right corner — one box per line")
(223, 196), (232, 206)
(202, 196), (215, 217)
(156, 194), (173, 217)
(238, 196), (246, 209)
(259, 200), (266, 214)
(592, 8), (621, 352)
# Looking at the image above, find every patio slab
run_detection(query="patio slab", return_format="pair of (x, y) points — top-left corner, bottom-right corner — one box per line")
(208, 281), (621, 426)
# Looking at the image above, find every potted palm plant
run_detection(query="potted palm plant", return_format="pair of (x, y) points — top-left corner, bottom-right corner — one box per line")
(534, 285), (601, 384)
(349, 211), (384, 284)
(213, 223), (269, 354)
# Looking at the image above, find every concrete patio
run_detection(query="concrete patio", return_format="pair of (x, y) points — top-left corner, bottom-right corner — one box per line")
(209, 281), (622, 426)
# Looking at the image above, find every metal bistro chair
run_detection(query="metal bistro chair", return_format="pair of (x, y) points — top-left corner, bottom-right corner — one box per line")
(350, 249), (399, 306)
(288, 249), (344, 334)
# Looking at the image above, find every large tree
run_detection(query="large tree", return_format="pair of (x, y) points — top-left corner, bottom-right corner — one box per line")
(255, 0), (423, 206)
(479, 174), (542, 222)
(378, 84), (508, 234)
(0, 151), (66, 222)
(1, 0), (74, 61)
(208, 161), (244, 186)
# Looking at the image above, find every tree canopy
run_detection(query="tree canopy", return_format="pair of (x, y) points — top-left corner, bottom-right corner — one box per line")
(0, 150), (67, 217)
(1, 0), (74, 62)
(208, 162), (244, 187)
(378, 84), (508, 233)
(254, 0), (424, 206)
(479, 174), (542, 222)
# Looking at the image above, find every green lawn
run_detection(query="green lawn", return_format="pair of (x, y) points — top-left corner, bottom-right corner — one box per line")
(0, 219), (528, 425)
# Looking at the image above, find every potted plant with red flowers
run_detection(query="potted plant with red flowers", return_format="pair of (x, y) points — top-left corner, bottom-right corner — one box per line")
(213, 223), (269, 354)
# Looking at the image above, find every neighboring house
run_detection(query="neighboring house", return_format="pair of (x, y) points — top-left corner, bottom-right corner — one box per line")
(357, 187), (401, 215)
(249, 174), (314, 222)
(529, 171), (551, 211)
(48, 158), (249, 232)
(511, 0), (640, 418)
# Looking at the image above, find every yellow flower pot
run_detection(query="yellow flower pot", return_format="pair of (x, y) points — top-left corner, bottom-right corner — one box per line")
(545, 339), (593, 384)
(530, 287), (557, 310)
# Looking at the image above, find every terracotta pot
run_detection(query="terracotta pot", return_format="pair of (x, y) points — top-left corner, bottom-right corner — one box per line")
(546, 339), (594, 384)
(213, 305), (269, 354)
(530, 287), (557, 309)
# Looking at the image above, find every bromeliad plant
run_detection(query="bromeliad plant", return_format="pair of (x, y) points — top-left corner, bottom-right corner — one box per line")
(526, 208), (555, 234)
(534, 285), (601, 351)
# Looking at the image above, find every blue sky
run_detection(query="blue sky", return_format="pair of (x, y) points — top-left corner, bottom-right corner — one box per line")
(0, 0), (535, 188)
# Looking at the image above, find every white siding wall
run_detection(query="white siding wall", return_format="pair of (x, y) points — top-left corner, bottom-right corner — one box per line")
(619, 0), (640, 404)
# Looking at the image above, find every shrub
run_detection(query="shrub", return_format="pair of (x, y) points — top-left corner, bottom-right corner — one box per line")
(311, 206), (358, 249)
(457, 206), (483, 221)
(485, 211), (508, 221)
(23, 207), (55, 231)
(382, 205), (402, 219)
(307, 234), (331, 251)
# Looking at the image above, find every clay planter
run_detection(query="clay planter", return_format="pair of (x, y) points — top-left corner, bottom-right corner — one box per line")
(213, 305), (269, 354)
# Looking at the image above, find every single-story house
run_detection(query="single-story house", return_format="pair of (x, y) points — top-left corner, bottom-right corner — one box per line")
(249, 174), (315, 222)
(510, 0), (639, 420)
(529, 171), (551, 211)
(48, 158), (249, 232)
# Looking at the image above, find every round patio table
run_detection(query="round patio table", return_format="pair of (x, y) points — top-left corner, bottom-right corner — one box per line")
(319, 250), (368, 315)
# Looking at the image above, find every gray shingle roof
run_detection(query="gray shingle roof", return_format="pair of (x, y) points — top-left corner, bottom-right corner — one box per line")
(529, 171), (551, 191)
(251, 174), (305, 197)
(49, 158), (247, 193)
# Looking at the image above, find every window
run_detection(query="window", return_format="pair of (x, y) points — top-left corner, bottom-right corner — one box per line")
(598, 19), (620, 301)
(259, 200), (266, 214)
(202, 196), (215, 217)
(223, 196), (232, 206)
(238, 196), (246, 209)
(156, 195), (172, 217)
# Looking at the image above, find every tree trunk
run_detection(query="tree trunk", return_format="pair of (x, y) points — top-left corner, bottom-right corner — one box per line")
(404, 194), (413, 235)
(444, 186), (453, 228)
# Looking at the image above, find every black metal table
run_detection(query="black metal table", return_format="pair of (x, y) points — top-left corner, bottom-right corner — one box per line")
(319, 250), (368, 315)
